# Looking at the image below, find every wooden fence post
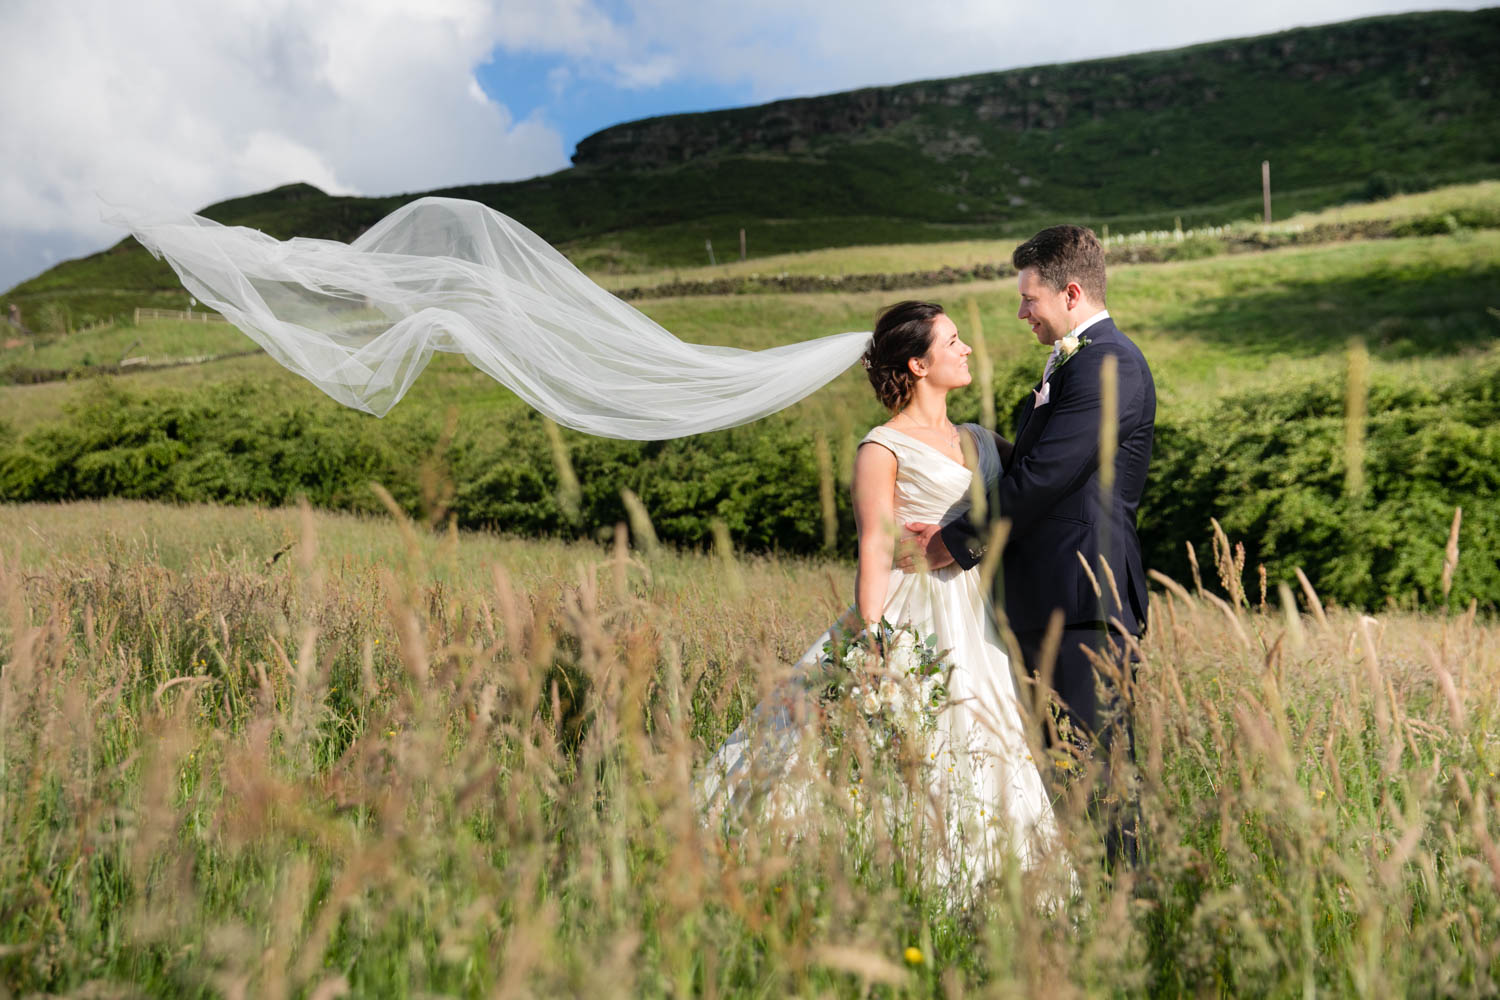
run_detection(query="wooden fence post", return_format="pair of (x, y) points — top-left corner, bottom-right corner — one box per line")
(1262, 160), (1272, 225)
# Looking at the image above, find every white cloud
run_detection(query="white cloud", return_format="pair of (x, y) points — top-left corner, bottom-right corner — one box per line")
(575, 0), (1493, 100)
(0, 0), (569, 290)
(615, 56), (679, 92)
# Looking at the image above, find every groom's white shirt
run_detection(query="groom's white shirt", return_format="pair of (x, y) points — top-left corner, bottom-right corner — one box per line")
(1034, 308), (1110, 407)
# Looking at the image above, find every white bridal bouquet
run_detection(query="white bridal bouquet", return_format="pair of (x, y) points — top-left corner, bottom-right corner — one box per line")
(812, 620), (951, 746)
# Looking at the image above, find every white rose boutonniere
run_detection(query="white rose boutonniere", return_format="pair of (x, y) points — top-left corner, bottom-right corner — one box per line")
(1054, 333), (1090, 371)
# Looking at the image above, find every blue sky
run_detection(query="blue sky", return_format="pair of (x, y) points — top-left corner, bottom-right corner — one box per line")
(0, 0), (1492, 293)
(475, 49), (748, 161)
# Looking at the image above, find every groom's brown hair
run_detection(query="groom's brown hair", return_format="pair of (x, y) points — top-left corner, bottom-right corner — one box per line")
(1013, 225), (1107, 305)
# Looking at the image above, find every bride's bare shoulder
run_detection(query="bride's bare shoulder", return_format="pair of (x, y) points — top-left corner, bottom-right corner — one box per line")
(856, 424), (899, 459)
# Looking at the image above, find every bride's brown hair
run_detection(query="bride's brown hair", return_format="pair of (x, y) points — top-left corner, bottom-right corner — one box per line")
(861, 300), (944, 413)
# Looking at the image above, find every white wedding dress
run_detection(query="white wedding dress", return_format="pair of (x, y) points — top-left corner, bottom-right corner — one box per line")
(699, 423), (1060, 884)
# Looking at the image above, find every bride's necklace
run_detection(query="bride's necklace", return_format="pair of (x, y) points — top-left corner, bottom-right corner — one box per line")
(895, 414), (959, 449)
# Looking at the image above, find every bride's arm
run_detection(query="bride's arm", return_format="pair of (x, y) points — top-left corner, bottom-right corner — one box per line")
(852, 442), (899, 628)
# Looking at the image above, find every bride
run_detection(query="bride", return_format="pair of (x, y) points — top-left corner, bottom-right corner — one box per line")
(699, 300), (1061, 884)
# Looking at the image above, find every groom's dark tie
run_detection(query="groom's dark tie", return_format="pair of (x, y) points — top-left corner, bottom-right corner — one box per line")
(1041, 343), (1062, 382)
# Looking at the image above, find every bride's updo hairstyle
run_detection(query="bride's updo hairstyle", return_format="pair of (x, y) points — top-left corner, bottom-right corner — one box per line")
(862, 300), (944, 413)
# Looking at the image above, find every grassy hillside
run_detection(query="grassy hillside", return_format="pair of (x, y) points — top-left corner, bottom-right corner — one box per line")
(5, 8), (1498, 328)
(7, 219), (1496, 421)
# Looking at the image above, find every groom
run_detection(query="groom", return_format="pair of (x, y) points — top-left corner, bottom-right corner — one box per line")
(907, 224), (1155, 864)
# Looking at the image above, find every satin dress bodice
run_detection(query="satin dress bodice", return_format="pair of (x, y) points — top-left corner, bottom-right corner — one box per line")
(859, 423), (1000, 529)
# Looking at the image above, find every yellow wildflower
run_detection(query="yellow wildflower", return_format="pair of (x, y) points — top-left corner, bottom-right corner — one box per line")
(904, 946), (923, 966)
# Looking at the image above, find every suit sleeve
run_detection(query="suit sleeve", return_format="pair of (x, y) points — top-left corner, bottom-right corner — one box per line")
(938, 511), (984, 571)
(996, 345), (1133, 535)
(938, 430), (1012, 572)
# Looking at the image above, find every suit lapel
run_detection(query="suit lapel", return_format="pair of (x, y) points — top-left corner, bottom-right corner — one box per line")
(1014, 392), (1039, 443)
(1012, 319), (1121, 457)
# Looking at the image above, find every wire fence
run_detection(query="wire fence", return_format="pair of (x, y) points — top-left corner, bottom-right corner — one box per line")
(134, 307), (230, 324)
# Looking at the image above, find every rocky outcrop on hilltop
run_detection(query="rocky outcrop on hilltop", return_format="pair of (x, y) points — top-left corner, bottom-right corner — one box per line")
(572, 11), (1500, 169)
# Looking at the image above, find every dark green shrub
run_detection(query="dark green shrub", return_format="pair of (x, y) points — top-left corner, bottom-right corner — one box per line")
(1163, 237), (1226, 261)
(3, 362), (1497, 610)
(1143, 360), (1500, 609)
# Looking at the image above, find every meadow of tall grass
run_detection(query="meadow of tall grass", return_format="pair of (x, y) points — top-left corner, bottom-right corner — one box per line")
(2, 499), (1496, 997)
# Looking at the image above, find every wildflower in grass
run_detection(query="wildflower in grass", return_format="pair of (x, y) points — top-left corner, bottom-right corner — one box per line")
(904, 947), (923, 966)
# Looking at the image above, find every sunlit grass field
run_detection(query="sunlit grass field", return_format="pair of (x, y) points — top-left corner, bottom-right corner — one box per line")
(2, 500), (1497, 996)
(585, 180), (1500, 291)
(5, 319), (250, 372)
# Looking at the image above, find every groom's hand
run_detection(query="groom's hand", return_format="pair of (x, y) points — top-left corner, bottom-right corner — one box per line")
(898, 521), (955, 572)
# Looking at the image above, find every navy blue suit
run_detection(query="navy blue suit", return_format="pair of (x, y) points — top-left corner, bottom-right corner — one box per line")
(941, 315), (1154, 866)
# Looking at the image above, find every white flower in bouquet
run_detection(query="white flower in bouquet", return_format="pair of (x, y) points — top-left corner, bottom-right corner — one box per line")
(877, 678), (906, 717)
(858, 684), (884, 716)
(888, 638), (921, 676)
(843, 645), (875, 673)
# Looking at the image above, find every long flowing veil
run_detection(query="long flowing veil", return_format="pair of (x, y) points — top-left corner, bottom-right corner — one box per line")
(111, 197), (871, 439)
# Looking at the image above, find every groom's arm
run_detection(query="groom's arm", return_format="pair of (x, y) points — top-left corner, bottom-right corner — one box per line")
(987, 429), (1015, 468)
(935, 429), (1013, 570)
(996, 345), (1137, 534)
(937, 514), (984, 571)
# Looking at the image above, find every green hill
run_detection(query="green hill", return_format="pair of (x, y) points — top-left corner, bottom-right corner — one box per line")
(5, 7), (1499, 327)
